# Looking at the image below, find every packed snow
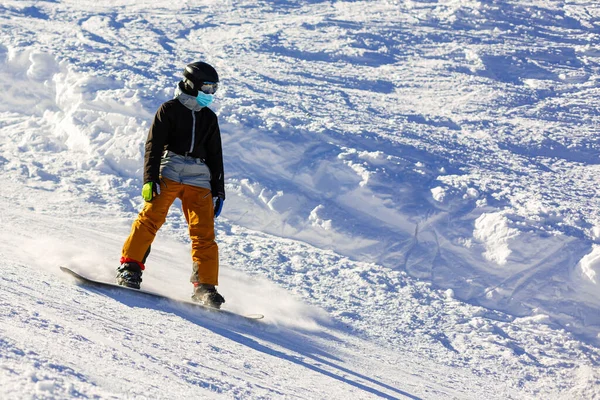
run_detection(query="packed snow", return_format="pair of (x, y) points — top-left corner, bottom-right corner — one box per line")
(1, 0), (600, 398)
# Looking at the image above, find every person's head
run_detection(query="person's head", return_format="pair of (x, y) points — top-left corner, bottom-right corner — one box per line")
(180, 61), (219, 97)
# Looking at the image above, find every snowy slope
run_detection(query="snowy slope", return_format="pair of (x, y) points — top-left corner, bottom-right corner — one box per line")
(1, 0), (600, 398)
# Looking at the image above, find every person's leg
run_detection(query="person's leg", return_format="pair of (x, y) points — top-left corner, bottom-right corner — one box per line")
(121, 178), (181, 266)
(180, 185), (219, 286)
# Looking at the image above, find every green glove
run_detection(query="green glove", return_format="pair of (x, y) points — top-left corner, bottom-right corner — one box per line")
(142, 181), (160, 201)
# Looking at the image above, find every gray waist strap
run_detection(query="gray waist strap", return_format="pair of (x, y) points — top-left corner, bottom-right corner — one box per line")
(160, 151), (212, 189)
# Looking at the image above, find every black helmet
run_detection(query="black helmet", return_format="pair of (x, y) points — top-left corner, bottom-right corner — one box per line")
(183, 61), (219, 88)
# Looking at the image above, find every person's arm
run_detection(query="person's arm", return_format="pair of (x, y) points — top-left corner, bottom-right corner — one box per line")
(205, 117), (225, 200)
(144, 103), (170, 185)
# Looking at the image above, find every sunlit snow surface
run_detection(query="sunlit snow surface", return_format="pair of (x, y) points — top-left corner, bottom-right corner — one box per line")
(1, 0), (600, 398)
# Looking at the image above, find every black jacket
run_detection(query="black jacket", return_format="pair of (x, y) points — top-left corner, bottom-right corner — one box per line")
(143, 99), (225, 199)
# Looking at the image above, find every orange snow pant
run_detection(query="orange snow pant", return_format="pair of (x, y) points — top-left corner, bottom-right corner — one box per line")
(121, 177), (219, 285)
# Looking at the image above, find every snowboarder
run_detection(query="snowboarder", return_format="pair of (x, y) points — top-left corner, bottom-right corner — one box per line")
(117, 61), (226, 308)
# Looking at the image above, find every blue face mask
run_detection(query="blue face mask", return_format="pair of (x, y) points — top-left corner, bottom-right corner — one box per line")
(196, 92), (214, 108)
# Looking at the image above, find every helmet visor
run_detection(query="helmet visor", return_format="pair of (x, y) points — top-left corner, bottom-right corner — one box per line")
(200, 82), (218, 95)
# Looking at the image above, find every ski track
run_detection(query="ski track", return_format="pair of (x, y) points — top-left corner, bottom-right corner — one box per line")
(1, 0), (600, 398)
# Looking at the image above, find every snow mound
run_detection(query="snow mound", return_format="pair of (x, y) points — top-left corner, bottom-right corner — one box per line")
(576, 245), (600, 287)
(473, 212), (519, 266)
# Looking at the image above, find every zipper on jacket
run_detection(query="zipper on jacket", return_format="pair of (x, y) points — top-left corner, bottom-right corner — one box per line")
(189, 110), (196, 154)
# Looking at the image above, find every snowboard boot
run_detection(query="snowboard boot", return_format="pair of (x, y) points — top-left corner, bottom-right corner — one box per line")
(116, 262), (143, 289)
(191, 284), (225, 309)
